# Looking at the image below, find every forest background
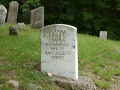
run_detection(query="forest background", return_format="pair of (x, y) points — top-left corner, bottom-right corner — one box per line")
(1, 0), (120, 40)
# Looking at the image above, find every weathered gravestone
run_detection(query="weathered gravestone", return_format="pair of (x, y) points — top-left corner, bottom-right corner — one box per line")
(99, 31), (107, 39)
(31, 7), (44, 29)
(0, 5), (7, 25)
(7, 1), (19, 24)
(9, 26), (18, 36)
(41, 24), (78, 80)
(16, 22), (25, 30)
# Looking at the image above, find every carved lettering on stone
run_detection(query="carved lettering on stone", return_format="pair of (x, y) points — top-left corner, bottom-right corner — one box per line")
(41, 24), (78, 80)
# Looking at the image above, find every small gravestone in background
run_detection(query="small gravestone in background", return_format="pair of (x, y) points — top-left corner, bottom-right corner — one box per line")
(41, 24), (78, 80)
(16, 22), (25, 30)
(31, 7), (44, 29)
(0, 5), (7, 25)
(99, 31), (107, 39)
(7, 1), (19, 24)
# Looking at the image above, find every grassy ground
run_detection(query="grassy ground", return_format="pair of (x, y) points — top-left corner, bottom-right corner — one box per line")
(0, 23), (120, 90)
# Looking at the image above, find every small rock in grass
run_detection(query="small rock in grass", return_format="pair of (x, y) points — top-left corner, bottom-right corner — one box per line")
(53, 76), (97, 90)
(47, 73), (52, 77)
(16, 22), (25, 30)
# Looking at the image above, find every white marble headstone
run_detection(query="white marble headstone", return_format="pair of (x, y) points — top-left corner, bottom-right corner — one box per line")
(100, 31), (107, 39)
(41, 24), (78, 80)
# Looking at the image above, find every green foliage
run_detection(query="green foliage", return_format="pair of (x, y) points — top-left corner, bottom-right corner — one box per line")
(92, 64), (101, 74)
(100, 70), (112, 81)
(0, 78), (7, 84)
(21, 0), (41, 13)
(0, 85), (13, 90)
(113, 68), (120, 76)
(0, 0), (120, 40)
(94, 80), (110, 89)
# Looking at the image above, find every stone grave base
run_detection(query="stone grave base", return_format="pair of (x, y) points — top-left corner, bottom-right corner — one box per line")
(52, 76), (97, 90)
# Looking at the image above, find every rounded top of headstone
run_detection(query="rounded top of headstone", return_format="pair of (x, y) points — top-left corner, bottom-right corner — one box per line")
(0, 5), (7, 14)
(16, 22), (25, 30)
(41, 24), (77, 31)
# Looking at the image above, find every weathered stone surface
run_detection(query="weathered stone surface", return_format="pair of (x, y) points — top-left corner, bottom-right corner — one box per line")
(7, 1), (19, 24)
(53, 76), (97, 90)
(99, 31), (107, 39)
(41, 24), (78, 80)
(0, 5), (7, 25)
(9, 26), (18, 36)
(16, 22), (25, 30)
(31, 7), (44, 29)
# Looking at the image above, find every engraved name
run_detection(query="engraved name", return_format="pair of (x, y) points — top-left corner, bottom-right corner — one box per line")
(44, 29), (70, 60)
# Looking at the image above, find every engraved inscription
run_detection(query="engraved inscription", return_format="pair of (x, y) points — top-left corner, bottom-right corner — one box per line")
(45, 43), (69, 47)
(47, 29), (66, 40)
(51, 56), (64, 60)
(44, 29), (70, 60)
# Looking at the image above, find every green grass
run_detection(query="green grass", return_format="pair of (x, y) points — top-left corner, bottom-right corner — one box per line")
(0, 23), (120, 90)
(78, 34), (120, 89)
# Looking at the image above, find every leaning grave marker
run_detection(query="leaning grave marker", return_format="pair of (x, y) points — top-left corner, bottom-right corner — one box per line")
(41, 24), (78, 80)
(31, 7), (44, 29)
